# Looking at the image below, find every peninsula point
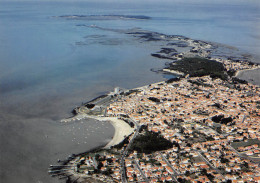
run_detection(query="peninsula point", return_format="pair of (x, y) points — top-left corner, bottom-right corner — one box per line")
(50, 31), (260, 183)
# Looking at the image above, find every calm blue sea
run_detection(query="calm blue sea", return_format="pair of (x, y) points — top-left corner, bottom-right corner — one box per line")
(0, 0), (259, 182)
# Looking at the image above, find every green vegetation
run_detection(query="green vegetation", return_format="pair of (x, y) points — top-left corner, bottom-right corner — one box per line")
(166, 77), (180, 83)
(232, 77), (248, 84)
(123, 89), (141, 96)
(129, 130), (173, 154)
(188, 79), (212, 87)
(148, 97), (161, 103)
(167, 57), (227, 80)
(211, 115), (233, 124)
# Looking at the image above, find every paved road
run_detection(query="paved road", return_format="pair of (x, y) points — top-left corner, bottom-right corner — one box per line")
(133, 159), (149, 182)
(159, 152), (179, 183)
(196, 151), (225, 179)
(198, 115), (260, 166)
(120, 118), (140, 183)
(228, 145), (260, 166)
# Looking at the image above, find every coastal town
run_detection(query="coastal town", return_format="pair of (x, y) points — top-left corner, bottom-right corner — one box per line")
(50, 54), (260, 183)
(3, 1), (260, 183)
(48, 29), (260, 183)
(105, 75), (260, 182)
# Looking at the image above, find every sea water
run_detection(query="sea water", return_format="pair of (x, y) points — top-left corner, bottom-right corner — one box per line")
(0, 0), (259, 182)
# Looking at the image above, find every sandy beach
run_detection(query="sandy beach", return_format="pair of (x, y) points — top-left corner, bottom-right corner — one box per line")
(65, 115), (135, 149)
(101, 117), (135, 149)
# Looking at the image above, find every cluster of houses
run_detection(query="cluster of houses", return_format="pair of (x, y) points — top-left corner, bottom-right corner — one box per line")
(218, 58), (260, 74)
(105, 73), (260, 182)
(69, 56), (260, 182)
(71, 152), (122, 182)
(237, 144), (260, 156)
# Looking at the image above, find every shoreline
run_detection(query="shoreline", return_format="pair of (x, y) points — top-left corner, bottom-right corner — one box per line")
(234, 67), (260, 86)
(83, 116), (135, 149)
(61, 115), (135, 149)
(102, 117), (135, 149)
(234, 67), (260, 77)
(54, 62), (260, 182)
(162, 68), (185, 76)
(63, 61), (260, 151)
(51, 28), (260, 182)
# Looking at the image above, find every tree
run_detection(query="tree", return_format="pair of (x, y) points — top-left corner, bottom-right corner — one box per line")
(185, 171), (191, 176)
(95, 154), (100, 161)
(220, 157), (229, 163)
(201, 168), (207, 175)
(97, 162), (103, 170)
(148, 97), (160, 103)
(107, 158), (113, 164)
(129, 130), (173, 154)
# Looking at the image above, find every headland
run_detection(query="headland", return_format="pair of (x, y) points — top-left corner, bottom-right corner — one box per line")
(49, 29), (260, 183)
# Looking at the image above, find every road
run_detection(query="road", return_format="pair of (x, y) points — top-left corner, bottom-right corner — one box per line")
(228, 145), (260, 166)
(120, 118), (140, 183)
(159, 152), (179, 183)
(196, 151), (225, 179)
(133, 159), (149, 182)
(198, 115), (260, 165)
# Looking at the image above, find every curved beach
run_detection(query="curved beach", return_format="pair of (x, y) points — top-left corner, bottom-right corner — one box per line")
(70, 115), (135, 149)
(61, 114), (135, 148)
(102, 117), (135, 149)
